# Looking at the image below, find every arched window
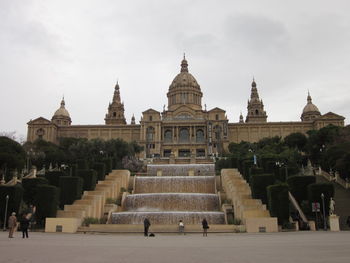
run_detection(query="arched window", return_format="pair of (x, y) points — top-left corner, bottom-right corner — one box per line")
(146, 127), (155, 141)
(164, 129), (172, 142)
(149, 116), (153, 121)
(215, 114), (219, 120)
(113, 112), (117, 117)
(196, 129), (204, 142)
(179, 128), (190, 142)
(255, 109), (259, 115)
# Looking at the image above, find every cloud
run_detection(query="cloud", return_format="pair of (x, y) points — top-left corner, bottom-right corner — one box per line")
(224, 14), (290, 54)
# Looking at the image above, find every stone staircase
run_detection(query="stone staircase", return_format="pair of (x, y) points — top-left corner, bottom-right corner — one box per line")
(45, 170), (130, 233)
(221, 169), (278, 233)
(316, 175), (350, 230)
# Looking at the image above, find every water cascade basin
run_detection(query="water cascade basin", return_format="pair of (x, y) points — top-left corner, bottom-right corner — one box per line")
(111, 211), (225, 225)
(123, 193), (220, 211)
(134, 176), (216, 194)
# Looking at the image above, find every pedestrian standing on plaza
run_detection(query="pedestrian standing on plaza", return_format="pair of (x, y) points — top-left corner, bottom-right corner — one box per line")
(178, 220), (185, 235)
(20, 214), (30, 238)
(144, 218), (151, 237)
(202, 218), (209, 237)
(8, 212), (17, 238)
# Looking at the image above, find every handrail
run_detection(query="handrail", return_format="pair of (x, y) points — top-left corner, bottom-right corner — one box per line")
(288, 191), (308, 223)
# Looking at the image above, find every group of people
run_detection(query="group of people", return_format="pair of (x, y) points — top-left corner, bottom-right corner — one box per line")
(7, 212), (31, 239)
(143, 218), (210, 237)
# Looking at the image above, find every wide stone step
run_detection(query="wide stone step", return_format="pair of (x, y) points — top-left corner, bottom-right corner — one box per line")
(77, 224), (244, 233)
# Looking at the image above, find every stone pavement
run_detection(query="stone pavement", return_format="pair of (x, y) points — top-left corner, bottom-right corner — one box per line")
(0, 231), (349, 263)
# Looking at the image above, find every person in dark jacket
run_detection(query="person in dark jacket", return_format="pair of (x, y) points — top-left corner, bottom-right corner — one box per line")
(144, 218), (151, 237)
(20, 214), (30, 238)
(202, 218), (209, 236)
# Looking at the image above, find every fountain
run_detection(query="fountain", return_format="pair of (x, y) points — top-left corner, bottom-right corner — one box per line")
(111, 164), (225, 225)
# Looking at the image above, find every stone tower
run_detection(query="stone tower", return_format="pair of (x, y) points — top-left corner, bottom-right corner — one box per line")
(301, 91), (321, 121)
(239, 112), (244, 123)
(105, 81), (126, 125)
(245, 79), (267, 123)
(51, 97), (71, 126)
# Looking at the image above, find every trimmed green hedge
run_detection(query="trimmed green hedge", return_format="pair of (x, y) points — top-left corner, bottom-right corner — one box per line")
(276, 166), (300, 182)
(59, 176), (83, 208)
(242, 160), (254, 182)
(250, 173), (275, 204)
(267, 184), (290, 225)
(287, 175), (316, 204)
(70, 164), (78, 177)
(0, 184), (24, 222)
(261, 158), (276, 173)
(265, 161), (278, 174)
(307, 183), (334, 216)
(92, 162), (106, 181)
(22, 177), (49, 204)
(77, 169), (97, 191)
(45, 171), (68, 187)
(249, 167), (264, 176)
(76, 159), (89, 170)
(102, 158), (113, 173)
(35, 184), (59, 225)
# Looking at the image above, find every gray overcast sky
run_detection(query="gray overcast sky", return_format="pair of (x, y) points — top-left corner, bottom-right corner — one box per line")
(1, 0), (349, 139)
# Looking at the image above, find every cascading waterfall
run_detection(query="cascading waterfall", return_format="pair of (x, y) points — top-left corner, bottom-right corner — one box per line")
(111, 164), (225, 225)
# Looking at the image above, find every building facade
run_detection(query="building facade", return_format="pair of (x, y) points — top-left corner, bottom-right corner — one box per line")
(27, 57), (345, 158)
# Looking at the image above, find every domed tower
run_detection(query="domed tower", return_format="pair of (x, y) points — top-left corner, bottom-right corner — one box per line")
(131, 114), (136, 125)
(105, 81), (126, 125)
(239, 112), (244, 123)
(301, 91), (321, 121)
(245, 79), (267, 123)
(51, 97), (71, 126)
(167, 55), (203, 111)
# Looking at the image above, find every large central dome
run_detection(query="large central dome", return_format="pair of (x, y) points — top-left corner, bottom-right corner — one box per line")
(167, 56), (203, 111)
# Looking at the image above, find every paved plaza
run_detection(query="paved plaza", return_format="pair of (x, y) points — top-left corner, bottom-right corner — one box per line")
(0, 231), (349, 263)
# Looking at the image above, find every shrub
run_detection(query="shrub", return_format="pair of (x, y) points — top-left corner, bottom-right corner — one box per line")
(267, 184), (289, 225)
(102, 158), (112, 174)
(59, 176), (83, 208)
(70, 164), (78, 177)
(22, 177), (48, 204)
(92, 162), (106, 181)
(307, 183), (334, 216)
(0, 184), (24, 222)
(77, 169), (97, 191)
(83, 217), (99, 226)
(34, 184), (59, 225)
(76, 159), (88, 170)
(287, 175), (316, 204)
(242, 160), (254, 182)
(249, 166), (264, 176)
(250, 174), (275, 204)
(276, 166), (299, 182)
(45, 171), (68, 187)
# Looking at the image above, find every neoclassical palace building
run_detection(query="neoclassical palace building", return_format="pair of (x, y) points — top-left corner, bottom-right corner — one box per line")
(27, 57), (345, 158)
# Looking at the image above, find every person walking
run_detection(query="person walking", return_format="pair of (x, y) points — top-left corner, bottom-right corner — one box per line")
(20, 214), (30, 238)
(144, 218), (151, 237)
(202, 218), (209, 237)
(8, 212), (17, 238)
(178, 220), (185, 235)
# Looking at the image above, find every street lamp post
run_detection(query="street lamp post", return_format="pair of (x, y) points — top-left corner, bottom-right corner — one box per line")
(321, 193), (327, 231)
(3, 195), (9, 231)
